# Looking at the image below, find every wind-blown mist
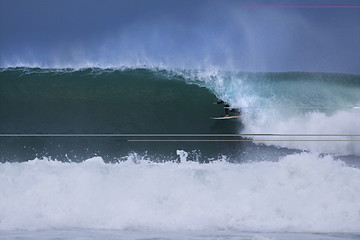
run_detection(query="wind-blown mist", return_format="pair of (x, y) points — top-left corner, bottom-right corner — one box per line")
(0, 0), (359, 73)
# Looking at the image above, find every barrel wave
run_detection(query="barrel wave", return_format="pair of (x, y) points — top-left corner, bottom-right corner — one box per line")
(1, 67), (359, 161)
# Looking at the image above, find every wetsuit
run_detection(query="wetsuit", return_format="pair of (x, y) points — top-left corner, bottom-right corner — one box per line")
(216, 100), (230, 115)
(216, 100), (240, 116)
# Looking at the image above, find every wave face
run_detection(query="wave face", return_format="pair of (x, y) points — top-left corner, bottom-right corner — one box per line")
(1, 67), (360, 161)
(0, 153), (359, 232)
(0, 67), (246, 162)
(0, 68), (224, 134)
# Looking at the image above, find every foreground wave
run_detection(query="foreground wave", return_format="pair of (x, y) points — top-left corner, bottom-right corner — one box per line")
(0, 152), (359, 232)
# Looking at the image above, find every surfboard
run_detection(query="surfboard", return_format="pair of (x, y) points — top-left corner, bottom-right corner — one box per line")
(211, 116), (240, 120)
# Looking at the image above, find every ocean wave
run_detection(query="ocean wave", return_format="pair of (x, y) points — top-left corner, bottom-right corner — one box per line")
(1, 67), (359, 159)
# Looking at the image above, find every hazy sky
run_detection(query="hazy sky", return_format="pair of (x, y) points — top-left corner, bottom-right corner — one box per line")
(0, 0), (359, 73)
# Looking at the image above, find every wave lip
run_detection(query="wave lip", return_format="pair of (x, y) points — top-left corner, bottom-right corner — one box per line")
(0, 152), (359, 232)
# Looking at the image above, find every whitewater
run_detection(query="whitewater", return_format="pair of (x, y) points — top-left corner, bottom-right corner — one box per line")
(1, 154), (360, 231)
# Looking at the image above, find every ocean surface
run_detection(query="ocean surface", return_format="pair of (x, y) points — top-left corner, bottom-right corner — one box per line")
(0, 67), (360, 239)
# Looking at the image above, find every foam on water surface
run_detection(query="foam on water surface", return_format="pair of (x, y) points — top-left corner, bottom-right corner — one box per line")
(0, 152), (359, 232)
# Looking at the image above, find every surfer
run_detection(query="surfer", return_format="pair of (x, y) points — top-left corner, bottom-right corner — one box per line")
(213, 100), (240, 117)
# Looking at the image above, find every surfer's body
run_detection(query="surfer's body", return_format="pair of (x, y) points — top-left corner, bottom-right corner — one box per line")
(213, 100), (240, 117)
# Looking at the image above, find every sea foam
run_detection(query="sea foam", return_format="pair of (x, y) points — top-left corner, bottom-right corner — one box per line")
(0, 152), (359, 232)
(243, 108), (360, 156)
